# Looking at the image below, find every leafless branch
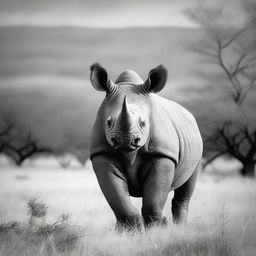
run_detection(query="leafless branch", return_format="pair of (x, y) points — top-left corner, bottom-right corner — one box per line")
(221, 28), (247, 49)
(186, 1), (256, 176)
(202, 150), (228, 169)
(0, 122), (52, 165)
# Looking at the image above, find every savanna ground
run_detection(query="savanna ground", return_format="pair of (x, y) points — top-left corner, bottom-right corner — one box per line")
(0, 158), (255, 256)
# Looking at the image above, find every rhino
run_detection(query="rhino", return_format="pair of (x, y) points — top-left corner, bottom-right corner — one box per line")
(89, 63), (203, 231)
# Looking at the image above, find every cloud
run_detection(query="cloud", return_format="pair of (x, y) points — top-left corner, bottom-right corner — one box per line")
(0, 0), (198, 28)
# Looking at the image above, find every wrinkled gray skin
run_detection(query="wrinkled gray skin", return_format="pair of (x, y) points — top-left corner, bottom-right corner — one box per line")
(89, 63), (203, 231)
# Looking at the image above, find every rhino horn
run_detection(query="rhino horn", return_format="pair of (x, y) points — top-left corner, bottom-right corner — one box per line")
(118, 96), (132, 130)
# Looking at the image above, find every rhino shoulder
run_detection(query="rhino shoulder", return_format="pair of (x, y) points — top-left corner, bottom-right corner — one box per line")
(146, 94), (180, 165)
(147, 94), (203, 168)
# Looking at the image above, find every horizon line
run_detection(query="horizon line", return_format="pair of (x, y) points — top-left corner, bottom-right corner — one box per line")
(0, 23), (201, 29)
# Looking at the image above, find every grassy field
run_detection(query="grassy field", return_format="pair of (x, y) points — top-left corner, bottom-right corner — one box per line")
(0, 161), (255, 256)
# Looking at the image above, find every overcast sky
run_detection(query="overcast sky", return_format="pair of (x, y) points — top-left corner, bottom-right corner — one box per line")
(0, 0), (198, 27)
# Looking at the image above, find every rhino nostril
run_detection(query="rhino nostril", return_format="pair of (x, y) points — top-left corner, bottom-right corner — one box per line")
(111, 137), (119, 147)
(133, 137), (141, 146)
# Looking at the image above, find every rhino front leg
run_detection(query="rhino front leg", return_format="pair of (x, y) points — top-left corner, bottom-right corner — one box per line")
(171, 168), (199, 224)
(142, 157), (175, 227)
(92, 155), (143, 232)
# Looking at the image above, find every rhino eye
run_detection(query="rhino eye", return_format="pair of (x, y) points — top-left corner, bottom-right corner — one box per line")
(107, 116), (113, 128)
(139, 117), (146, 128)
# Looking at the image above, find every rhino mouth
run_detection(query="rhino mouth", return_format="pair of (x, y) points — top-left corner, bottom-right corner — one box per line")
(114, 145), (139, 151)
(110, 133), (142, 151)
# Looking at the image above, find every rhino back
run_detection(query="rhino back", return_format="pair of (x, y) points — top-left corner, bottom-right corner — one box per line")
(149, 94), (203, 189)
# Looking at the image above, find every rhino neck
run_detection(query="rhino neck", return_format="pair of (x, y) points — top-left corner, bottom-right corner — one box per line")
(115, 70), (144, 85)
(118, 148), (139, 166)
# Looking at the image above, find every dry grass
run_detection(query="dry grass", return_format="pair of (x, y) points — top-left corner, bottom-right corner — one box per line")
(0, 215), (255, 256)
(0, 162), (255, 256)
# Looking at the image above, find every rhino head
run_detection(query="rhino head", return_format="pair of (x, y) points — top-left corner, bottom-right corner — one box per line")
(90, 63), (167, 164)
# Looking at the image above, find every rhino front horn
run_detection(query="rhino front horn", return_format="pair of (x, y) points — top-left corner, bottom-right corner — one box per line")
(118, 96), (132, 131)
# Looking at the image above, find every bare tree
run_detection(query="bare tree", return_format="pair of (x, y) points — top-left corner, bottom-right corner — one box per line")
(0, 119), (51, 165)
(186, 0), (256, 176)
(0, 121), (13, 152)
(204, 122), (256, 176)
(4, 133), (52, 166)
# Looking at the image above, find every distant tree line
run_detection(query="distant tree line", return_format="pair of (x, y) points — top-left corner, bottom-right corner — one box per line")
(0, 117), (88, 167)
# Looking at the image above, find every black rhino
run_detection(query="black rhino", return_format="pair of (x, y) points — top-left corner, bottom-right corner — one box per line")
(89, 63), (203, 231)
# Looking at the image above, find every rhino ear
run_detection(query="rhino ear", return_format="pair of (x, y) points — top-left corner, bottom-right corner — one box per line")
(143, 65), (168, 93)
(90, 63), (116, 92)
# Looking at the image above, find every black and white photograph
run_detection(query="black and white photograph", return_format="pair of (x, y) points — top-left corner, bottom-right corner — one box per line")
(0, 0), (255, 255)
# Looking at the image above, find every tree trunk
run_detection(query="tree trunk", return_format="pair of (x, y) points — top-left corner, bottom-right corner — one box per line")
(240, 161), (255, 177)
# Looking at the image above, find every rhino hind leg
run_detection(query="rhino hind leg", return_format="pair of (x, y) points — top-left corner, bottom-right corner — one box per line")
(171, 167), (199, 224)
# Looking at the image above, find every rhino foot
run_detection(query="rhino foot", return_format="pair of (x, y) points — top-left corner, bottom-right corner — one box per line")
(115, 214), (144, 233)
(171, 202), (188, 224)
(144, 216), (168, 229)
